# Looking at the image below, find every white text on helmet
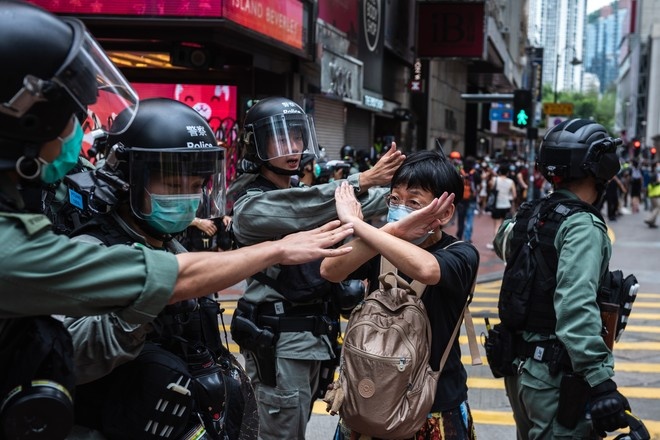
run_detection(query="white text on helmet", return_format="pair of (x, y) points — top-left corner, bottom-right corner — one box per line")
(187, 141), (215, 148)
(186, 126), (208, 137)
(282, 109), (302, 114)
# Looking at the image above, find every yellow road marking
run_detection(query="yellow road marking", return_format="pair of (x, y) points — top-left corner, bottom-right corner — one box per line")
(471, 409), (515, 425)
(462, 356), (660, 373)
(469, 410), (660, 439)
(622, 312), (660, 320)
(312, 405), (660, 439)
(621, 325), (660, 334)
(605, 341), (660, 351)
(466, 378), (660, 399)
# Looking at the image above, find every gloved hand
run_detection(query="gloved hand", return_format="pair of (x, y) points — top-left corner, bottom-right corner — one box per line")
(590, 379), (631, 436)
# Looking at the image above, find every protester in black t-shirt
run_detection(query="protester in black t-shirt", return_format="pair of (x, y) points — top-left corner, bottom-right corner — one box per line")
(321, 151), (480, 440)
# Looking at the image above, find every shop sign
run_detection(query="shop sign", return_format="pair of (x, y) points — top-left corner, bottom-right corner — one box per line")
(223, 0), (304, 50)
(28, 0), (305, 51)
(321, 50), (362, 103)
(28, 0), (221, 17)
(409, 58), (425, 93)
(542, 102), (574, 116)
(416, 2), (485, 58)
(359, 0), (385, 94)
(363, 94), (384, 111)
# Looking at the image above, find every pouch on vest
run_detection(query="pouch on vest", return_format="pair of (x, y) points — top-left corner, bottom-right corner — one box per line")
(253, 259), (332, 303)
(483, 318), (518, 378)
(498, 201), (548, 330)
(97, 343), (195, 440)
(498, 240), (537, 330)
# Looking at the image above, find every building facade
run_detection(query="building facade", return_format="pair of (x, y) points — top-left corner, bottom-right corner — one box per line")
(32, 0), (527, 169)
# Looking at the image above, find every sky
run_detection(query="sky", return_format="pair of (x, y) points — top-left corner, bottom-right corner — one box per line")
(587, 0), (612, 13)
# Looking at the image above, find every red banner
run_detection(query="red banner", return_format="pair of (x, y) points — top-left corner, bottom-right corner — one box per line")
(222, 0), (304, 50)
(29, 0), (221, 16)
(417, 2), (485, 58)
(29, 0), (305, 50)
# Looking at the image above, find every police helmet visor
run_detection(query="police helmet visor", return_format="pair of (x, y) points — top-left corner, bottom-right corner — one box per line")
(249, 113), (320, 161)
(128, 147), (225, 219)
(0, 26), (138, 136)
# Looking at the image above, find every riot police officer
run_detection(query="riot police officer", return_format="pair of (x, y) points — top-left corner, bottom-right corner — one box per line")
(63, 98), (256, 439)
(0, 4), (354, 439)
(493, 119), (633, 439)
(230, 97), (404, 439)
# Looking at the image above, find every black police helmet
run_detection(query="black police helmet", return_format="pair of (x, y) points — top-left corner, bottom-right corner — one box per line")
(107, 98), (222, 176)
(0, 2), (79, 161)
(537, 119), (621, 185)
(332, 279), (366, 319)
(240, 96), (319, 166)
(0, 1), (139, 172)
(340, 145), (355, 161)
(105, 98), (224, 226)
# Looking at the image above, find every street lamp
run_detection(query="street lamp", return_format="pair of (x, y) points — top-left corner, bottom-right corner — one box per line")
(554, 48), (582, 102)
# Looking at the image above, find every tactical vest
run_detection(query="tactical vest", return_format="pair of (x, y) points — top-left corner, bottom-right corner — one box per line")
(502, 193), (604, 334)
(238, 176), (333, 304)
(70, 215), (245, 439)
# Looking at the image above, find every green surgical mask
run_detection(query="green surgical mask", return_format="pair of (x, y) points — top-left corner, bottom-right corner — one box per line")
(40, 120), (84, 184)
(144, 192), (201, 234)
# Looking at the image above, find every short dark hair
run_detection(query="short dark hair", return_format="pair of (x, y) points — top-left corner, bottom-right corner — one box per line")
(391, 150), (464, 204)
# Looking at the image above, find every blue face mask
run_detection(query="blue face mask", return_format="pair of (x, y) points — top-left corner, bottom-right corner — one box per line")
(386, 205), (433, 245)
(144, 192), (201, 234)
(386, 204), (415, 223)
(40, 120), (84, 184)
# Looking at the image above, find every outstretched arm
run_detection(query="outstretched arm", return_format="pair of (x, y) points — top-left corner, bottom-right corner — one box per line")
(232, 144), (405, 245)
(172, 220), (354, 303)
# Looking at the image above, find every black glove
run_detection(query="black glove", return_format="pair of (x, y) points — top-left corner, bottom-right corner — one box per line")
(590, 379), (631, 436)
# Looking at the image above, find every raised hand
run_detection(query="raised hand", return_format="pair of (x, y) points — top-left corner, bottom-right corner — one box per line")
(278, 220), (354, 265)
(389, 192), (455, 242)
(359, 142), (405, 189)
(335, 181), (364, 224)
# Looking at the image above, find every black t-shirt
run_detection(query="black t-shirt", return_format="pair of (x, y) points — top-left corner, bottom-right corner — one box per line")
(349, 233), (480, 412)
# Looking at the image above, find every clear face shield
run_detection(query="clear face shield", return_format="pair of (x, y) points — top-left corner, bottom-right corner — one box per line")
(128, 147), (225, 234)
(0, 21), (138, 135)
(249, 113), (320, 161)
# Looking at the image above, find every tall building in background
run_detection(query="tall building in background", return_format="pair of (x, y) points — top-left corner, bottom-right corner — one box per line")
(528, 0), (586, 98)
(584, 0), (629, 93)
(616, 0), (660, 149)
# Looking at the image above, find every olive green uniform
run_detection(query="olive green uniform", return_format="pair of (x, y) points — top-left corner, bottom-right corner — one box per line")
(0, 213), (177, 334)
(232, 174), (387, 440)
(493, 190), (614, 440)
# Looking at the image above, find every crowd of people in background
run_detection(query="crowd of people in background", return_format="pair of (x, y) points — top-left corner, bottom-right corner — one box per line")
(439, 149), (659, 248)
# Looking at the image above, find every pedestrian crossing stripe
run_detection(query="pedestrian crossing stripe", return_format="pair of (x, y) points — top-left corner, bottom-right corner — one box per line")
(464, 377), (660, 399)
(309, 402), (660, 438)
(220, 294), (660, 313)
(460, 356), (660, 373)
(464, 410), (660, 438)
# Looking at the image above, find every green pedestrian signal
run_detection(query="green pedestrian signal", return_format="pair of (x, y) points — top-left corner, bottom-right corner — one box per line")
(512, 89), (533, 128)
(516, 109), (529, 126)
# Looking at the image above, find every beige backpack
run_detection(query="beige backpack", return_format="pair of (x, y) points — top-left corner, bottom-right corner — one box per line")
(335, 270), (436, 439)
(324, 255), (481, 439)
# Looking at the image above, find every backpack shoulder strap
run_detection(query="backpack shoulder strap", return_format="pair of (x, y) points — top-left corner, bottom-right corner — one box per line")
(381, 240), (483, 369)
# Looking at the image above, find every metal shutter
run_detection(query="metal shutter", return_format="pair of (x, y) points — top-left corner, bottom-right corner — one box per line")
(313, 97), (345, 160)
(345, 106), (372, 151)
